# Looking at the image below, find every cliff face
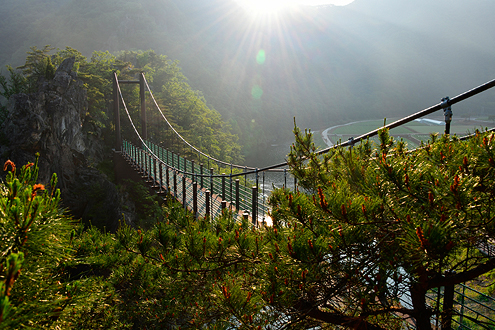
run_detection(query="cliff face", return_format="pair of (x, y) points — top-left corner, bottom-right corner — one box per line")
(0, 57), (133, 230)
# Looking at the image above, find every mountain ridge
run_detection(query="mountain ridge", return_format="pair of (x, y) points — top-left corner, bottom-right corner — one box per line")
(1, 0), (494, 159)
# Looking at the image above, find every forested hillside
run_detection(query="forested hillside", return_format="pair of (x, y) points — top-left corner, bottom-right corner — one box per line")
(1, 0), (495, 161)
(0, 46), (242, 164)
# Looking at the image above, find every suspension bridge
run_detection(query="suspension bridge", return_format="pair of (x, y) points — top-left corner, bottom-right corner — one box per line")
(111, 72), (495, 328)
(112, 72), (495, 224)
(111, 72), (495, 225)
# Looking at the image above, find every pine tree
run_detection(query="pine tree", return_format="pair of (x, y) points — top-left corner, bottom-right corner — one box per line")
(63, 127), (495, 329)
(264, 125), (495, 329)
(0, 157), (76, 329)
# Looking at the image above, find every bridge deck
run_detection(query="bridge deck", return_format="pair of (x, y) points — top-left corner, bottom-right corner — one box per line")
(121, 140), (268, 223)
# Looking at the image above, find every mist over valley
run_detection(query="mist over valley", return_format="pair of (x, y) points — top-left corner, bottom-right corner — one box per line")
(1, 0), (494, 163)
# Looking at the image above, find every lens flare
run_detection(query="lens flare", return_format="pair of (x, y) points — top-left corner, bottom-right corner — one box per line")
(252, 85), (264, 99)
(256, 50), (266, 65)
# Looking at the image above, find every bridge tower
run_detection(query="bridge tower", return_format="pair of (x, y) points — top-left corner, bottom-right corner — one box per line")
(112, 72), (147, 151)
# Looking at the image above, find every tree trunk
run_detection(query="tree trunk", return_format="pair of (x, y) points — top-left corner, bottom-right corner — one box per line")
(441, 283), (455, 329)
(410, 284), (433, 330)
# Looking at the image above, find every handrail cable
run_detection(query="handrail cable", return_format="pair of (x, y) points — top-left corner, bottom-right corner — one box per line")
(116, 78), (181, 173)
(143, 75), (263, 171)
(131, 76), (495, 178)
(316, 78), (495, 155)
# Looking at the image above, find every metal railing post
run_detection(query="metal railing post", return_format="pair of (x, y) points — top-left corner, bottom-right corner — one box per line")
(222, 173), (226, 201)
(159, 162), (163, 193)
(210, 168), (214, 196)
(230, 164), (233, 206)
(184, 156), (187, 176)
(148, 151), (151, 182)
(235, 179), (240, 212)
(134, 145), (137, 166)
(141, 149), (145, 175)
(210, 168), (214, 215)
(442, 96), (452, 135)
(206, 190), (211, 219)
(255, 168), (259, 190)
(193, 182), (198, 218)
(244, 167), (247, 187)
(153, 157), (157, 186)
(251, 186), (258, 226)
(182, 176), (186, 209)
(143, 149), (147, 176)
(441, 282), (455, 329)
(173, 171), (177, 197)
(262, 171), (266, 225)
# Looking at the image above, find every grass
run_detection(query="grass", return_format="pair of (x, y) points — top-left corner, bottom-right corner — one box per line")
(322, 117), (494, 150)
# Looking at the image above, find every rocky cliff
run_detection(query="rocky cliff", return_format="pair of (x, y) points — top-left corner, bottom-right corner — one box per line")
(0, 57), (133, 230)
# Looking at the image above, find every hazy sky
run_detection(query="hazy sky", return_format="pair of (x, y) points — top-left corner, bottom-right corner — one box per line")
(301, 0), (354, 5)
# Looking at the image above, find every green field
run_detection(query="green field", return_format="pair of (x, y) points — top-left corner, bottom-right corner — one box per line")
(322, 117), (494, 149)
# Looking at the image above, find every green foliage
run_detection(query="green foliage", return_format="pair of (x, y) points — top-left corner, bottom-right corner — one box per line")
(116, 50), (243, 164)
(0, 65), (28, 123)
(1, 45), (243, 165)
(53, 47), (128, 135)
(267, 126), (495, 329)
(60, 202), (270, 329)
(120, 179), (162, 228)
(0, 157), (76, 329)
(7, 129), (487, 329)
(0, 65), (28, 101)
(16, 45), (56, 91)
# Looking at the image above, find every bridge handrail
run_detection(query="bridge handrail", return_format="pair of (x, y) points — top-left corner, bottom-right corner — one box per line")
(217, 77), (495, 174)
(143, 75), (263, 171)
(123, 75), (495, 178)
(316, 78), (495, 155)
(145, 75), (495, 175)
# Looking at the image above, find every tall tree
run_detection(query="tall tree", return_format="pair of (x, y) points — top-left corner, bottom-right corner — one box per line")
(263, 127), (495, 329)
(0, 65), (28, 122)
(16, 45), (56, 91)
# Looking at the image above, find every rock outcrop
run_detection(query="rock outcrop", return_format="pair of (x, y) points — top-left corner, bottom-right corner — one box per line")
(0, 57), (133, 230)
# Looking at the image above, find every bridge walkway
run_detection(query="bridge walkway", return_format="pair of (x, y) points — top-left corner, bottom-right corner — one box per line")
(121, 140), (268, 223)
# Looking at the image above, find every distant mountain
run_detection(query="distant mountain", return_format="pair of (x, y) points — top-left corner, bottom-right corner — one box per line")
(1, 0), (494, 160)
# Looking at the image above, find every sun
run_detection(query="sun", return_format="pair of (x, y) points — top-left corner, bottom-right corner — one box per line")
(236, 0), (296, 15)
(235, 0), (355, 16)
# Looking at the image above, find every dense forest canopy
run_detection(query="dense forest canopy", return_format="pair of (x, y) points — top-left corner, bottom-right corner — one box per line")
(1, 0), (494, 161)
